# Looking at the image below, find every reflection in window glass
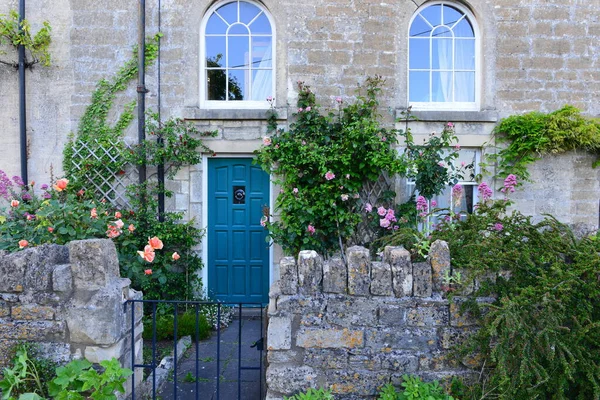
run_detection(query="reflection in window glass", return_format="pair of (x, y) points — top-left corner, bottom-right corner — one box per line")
(408, 2), (477, 106)
(203, 0), (273, 103)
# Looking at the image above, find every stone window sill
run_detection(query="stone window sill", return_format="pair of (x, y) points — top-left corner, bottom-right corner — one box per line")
(395, 109), (498, 123)
(183, 107), (288, 121)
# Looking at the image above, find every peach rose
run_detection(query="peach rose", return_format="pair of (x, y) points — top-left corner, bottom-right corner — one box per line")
(10, 200), (19, 207)
(18, 239), (28, 249)
(53, 178), (69, 192)
(148, 236), (164, 250)
(128, 224), (135, 232)
(115, 211), (122, 219)
(144, 269), (153, 275)
(114, 219), (124, 229)
(138, 245), (155, 263)
(172, 252), (180, 261)
(48, 227), (54, 233)
(90, 208), (98, 219)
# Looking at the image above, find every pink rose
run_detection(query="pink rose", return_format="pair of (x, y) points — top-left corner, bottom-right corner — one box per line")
(325, 171), (335, 180)
(128, 224), (135, 232)
(377, 206), (386, 216)
(307, 224), (316, 235)
(172, 252), (180, 261)
(263, 137), (272, 146)
(10, 200), (19, 207)
(90, 208), (98, 219)
(115, 211), (122, 219)
(115, 219), (124, 229)
(380, 219), (390, 228)
(138, 245), (156, 263)
(144, 269), (153, 275)
(365, 203), (373, 212)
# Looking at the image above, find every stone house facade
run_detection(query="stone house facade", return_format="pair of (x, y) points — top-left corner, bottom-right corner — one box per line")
(0, 0), (599, 301)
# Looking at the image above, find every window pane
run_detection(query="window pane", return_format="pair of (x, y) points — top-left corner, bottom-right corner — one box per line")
(409, 71), (430, 102)
(455, 39), (475, 70)
(454, 18), (474, 37)
(239, 1), (260, 24)
(228, 69), (248, 100)
(455, 150), (477, 181)
(432, 71), (452, 102)
(432, 38), (452, 69)
(409, 38), (429, 69)
(207, 69), (227, 100)
(420, 5), (441, 27)
(216, 2), (237, 25)
(442, 5), (463, 26)
(228, 35), (250, 68)
(410, 14), (431, 37)
(206, 36), (226, 65)
(250, 13), (271, 34)
(252, 37), (272, 67)
(454, 72), (475, 102)
(229, 23), (249, 35)
(206, 14), (228, 34)
(432, 26), (452, 38)
(251, 69), (272, 100)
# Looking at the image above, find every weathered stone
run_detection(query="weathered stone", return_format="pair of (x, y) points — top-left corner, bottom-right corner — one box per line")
(325, 370), (391, 396)
(348, 354), (379, 370)
(413, 262), (432, 298)
(297, 328), (364, 349)
(450, 297), (494, 327)
(68, 239), (120, 291)
(366, 327), (437, 351)
(407, 305), (449, 327)
(346, 246), (370, 296)
(276, 294), (326, 315)
(418, 350), (457, 371)
(304, 349), (349, 369)
(379, 352), (419, 373)
(11, 304), (55, 321)
(0, 320), (66, 341)
(266, 365), (317, 394)
(297, 251), (322, 294)
(385, 246), (413, 297)
(378, 304), (406, 326)
(267, 350), (302, 364)
(84, 337), (126, 363)
(52, 264), (73, 293)
(323, 257), (346, 294)
(439, 327), (478, 350)
(0, 244), (68, 292)
(267, 316), (292, 350)
(429, 240), (450, 292)
(370, 262), (392, 296)
(279, 257), (298, 295)
(0, 301), (9, 318)
(327, 297), (377, 327)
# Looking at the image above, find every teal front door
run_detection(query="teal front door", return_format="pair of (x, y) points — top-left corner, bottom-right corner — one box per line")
(207, 158), (270, 304)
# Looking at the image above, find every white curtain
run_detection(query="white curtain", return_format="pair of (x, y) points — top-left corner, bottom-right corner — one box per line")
(251, 39), (272, 101)
(434, 37), (452, 102)
(453, 38), (474, 102)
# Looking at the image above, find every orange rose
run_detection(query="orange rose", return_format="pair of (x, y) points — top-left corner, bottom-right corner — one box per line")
(18, 239), (28, 249)
(148, 236), (164, 250)
(53, 178), (69, 192)
(137, 245), (155, 263)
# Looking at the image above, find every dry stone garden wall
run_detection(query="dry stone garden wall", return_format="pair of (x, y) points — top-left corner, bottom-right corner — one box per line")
(0, 239), (143, 398)
(266, 241), (491, 399)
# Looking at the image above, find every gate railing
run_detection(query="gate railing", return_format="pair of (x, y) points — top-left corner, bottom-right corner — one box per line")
(124, 299), (265, 400)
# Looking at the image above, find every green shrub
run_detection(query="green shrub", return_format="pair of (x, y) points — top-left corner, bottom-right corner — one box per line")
(143, 308), (210, 341)
(378, 376), (456, 400)
(284, 388), (334, 400)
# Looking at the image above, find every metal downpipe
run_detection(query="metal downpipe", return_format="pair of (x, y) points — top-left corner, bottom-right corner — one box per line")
(137, 0), (147, 186)
(18, 0), (27, 184)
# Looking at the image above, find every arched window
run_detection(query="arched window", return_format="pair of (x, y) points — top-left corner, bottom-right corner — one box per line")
(408, 2), (478, 110)
(200, 0), (274, 108)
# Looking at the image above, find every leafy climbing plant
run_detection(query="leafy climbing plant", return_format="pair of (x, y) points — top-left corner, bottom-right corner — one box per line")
(0, 10), (52, 68)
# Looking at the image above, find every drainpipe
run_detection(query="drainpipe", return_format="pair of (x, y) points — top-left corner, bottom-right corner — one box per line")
(157, 0), (164, 221)
(137, 0), (147, 186)
(18, 0), (28, 184)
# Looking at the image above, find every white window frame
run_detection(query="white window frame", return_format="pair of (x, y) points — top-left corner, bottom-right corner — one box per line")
(199, 0), (276, 110)
(407, 1), (480, 111)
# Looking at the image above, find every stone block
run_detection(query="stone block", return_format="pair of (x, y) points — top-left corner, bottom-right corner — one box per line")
(0, 244), (68, 292)
(267, 350), (302, 364)
(370, 261), (392, 296)
(413, 262), (432, 298)
(0, 301), (9, 318)
(385, 246), (413, 297)
(418, 350), (457, 371)
(429, 240), (450, 292)
(439, 327), (478, 350)
(276, 295), (326, 315)
(296, 328), (364, 349)
(279, 257), (298, 295)
(52, 264), (73, 293)
(407, 305), (449, 327)
(267, 316), (292, 350)
(68, 239), (120, 291)
(304, 349), (349, 369)
(0, 320), (66, 341)
(346, 246), (370, 296)
(297, 251), (322, 294)
(323, 257), (346, 294)
(349, 354), (379, 371)
(325, 370), (391, 396)
(266, 365), (317, 394)
(11, 304), (55, 321)
(84, 337), (126, 363)
(327, 297), (377, 327)
(378, 304), (406, 326)
(379, 352), (419, 373)
(366, 327), (437, 352)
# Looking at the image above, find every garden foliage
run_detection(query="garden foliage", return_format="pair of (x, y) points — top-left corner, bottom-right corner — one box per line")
(0, 10), (52, 68)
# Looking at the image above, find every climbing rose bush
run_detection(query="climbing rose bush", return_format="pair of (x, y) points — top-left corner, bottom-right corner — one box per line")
(255, 77), (404, 255)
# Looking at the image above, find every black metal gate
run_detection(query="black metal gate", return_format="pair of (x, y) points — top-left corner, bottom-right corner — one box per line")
(124, 299), (265, 400)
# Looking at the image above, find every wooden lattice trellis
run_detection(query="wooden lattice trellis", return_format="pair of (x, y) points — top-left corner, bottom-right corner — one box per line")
(68, 139), (137, 208)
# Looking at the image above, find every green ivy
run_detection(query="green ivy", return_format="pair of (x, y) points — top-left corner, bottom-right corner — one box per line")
(62, 33), (162, 192)
(0, 10), (52, 68)
(484, 105), (600, 182)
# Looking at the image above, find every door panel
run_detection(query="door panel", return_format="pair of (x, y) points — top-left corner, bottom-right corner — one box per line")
(208, 158), (270, 304)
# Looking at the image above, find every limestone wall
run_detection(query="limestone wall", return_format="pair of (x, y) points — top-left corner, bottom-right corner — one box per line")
(266, 241), (489, 399)
(0, 239), (143, 398)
